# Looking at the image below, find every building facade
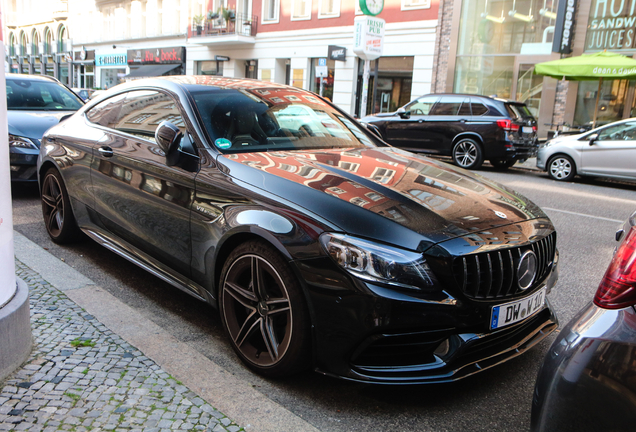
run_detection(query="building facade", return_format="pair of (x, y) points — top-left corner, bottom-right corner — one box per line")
(3, 0), (441, 117)
(435, 0), (636, 138)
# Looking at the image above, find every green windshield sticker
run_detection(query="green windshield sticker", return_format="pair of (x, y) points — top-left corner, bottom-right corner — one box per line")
(215, 138), (232, 150)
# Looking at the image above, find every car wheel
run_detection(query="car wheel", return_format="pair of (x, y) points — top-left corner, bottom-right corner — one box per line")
(40, 168), (81, 244)
(453, 138), (483, 169)
(490, 159), (516, 169)
(547, 155), (576, 181)
(219, 241), (311, 377)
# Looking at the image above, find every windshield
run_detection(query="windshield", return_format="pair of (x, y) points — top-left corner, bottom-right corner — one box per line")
(7, 78), (84, 111)
(190, 88), (378, 152)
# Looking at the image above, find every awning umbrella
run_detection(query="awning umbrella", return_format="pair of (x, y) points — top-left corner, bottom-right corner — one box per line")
(535, 51), (636, 128)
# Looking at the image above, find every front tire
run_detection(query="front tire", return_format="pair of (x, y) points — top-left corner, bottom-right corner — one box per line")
(219, 241), (310, 377)
(453, 138), (483, 169)
(40, 168), (81, 244)
(547, 155), (576, 181)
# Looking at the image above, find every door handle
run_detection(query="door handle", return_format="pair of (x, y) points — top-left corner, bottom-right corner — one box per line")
(98, 146), (114, 158)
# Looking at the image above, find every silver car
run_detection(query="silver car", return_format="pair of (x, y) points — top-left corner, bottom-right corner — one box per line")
(531, 210), (636, 431)
(537, 118), (636, 182)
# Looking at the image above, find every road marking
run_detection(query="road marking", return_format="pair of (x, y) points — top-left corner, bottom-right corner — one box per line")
(542, 207), (624, 223)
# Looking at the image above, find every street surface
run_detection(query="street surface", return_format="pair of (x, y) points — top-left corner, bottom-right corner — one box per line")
(11, 163), (636, 432)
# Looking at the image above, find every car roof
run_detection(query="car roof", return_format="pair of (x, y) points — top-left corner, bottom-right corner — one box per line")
(415, 93), (524, 105)
(110, 76), (304, 93)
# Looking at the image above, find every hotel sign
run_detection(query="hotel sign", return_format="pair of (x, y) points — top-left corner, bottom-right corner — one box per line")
(586, 0), (636, 50)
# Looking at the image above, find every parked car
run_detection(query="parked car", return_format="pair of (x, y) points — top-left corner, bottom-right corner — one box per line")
(361, 94), (538, 170)
(38, 76), (559, 383)
(7, 73), (84, 182)
(531, 210), (636, 431)
(537, 118), (636, 182)
(71, 88), (96, 101)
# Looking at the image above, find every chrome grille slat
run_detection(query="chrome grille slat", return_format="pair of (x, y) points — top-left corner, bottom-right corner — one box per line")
(453, 233), (556, 300)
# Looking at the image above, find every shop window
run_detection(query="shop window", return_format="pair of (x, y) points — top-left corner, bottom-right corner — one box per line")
(310, 58), (335, 101)
(401, 0), (431, 10)
(575, 80), (631, 128)
(197, 61), (224, 76)
(356, 56), (414, 117)
(263, 0), (280, 23)
(453, 55), (514, 98)
(319, 0), (340, 17)
(292, 0), (311, 20)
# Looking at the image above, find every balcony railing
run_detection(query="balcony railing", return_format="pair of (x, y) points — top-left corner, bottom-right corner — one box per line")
(191, 13), (257, 38)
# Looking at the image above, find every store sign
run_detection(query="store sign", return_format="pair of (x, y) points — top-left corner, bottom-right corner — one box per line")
(353, 16), (385, 61)
(584, 0), (636, 50)
(215, 55), (230, 61)
(328, 45), (347, 61)
(553, 0), (577, 53)
(96, 52), (127, 66)
(127, 47), (186, 65)
(73, 50), (95, 62)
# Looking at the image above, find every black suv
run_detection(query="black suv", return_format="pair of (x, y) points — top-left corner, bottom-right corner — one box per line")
(361, 94), (538, 170)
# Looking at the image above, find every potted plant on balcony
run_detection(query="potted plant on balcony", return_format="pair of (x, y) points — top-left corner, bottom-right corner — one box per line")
(193, 14), (205, 35)
(207, 10), (219, 20)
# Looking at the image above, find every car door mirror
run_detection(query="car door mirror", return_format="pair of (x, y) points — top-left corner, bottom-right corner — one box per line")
(155, 121), (199, 171)
(397, 107), (410, 119)
(587, 133), (599, 145)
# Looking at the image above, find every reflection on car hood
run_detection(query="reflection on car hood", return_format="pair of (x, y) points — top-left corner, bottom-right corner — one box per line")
(218, 147), (547, 250)
(8, 110), (72, 139)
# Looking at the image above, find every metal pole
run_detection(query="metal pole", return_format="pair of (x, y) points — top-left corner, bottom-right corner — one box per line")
(359, 60), (371, 117)
(319, 75), (324, 97)
(592, 77), (602, 129)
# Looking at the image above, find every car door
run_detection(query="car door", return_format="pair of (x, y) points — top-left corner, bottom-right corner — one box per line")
(90, 89), (199, 279)
(383, 95), (438, 151)
(423, 96), (471, 155)
(581, 121), (636, 179)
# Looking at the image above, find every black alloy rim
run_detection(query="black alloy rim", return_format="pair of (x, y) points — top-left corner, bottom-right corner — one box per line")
(222, 255), (293, 367)
(41, 174), (65, 238)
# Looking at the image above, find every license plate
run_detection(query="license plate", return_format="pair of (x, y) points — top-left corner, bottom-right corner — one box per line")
(522, 126), (533, 134)
(490, 288), (546, 330)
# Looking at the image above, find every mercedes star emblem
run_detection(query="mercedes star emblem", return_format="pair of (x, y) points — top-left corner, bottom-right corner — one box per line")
(517, 250), (538, 290)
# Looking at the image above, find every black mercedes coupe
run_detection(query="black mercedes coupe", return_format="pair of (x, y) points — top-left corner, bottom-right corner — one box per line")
(37, 76), (559, 384)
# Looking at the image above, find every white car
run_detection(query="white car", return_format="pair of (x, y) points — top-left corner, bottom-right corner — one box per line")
(537, 118), (636, 182)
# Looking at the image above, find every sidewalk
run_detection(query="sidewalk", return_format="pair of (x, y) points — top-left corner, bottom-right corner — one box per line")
(0, 260), (242, 432)
(1, 233), (320, 432)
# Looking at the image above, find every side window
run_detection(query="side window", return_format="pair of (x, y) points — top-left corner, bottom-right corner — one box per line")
(405, 96), (437, 115)
(85, 93), (128, 128)
(471, 101), (489, 116)
(429, 96), (465, 116)
(458, 98), (471, 116)
(113, 90), (186, 142)
(598, 122), (636, 141)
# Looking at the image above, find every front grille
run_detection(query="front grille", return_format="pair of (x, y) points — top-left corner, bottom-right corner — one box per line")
(453, 232), (556, 300)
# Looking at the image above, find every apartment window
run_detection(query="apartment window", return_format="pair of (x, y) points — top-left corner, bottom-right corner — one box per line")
(338, 161), (360, 172)
(292, 0), (311, 20)
(401, 0), (431, 9)
(350, 197), (369, 207)
(263, 0), (280, 23)
(328, 187), (347, 195)
(371, 167), (396, 184)
(319, 0), (340, 17)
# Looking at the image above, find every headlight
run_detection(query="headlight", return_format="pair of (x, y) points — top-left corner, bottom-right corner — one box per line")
(319, 233), (438, 290)
(9, 134), (38, 149)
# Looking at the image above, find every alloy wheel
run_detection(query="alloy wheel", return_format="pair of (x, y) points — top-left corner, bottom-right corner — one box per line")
(41, 173), (66, 238)
(454, 140), (479, 168)
(221, 254), (293, 367)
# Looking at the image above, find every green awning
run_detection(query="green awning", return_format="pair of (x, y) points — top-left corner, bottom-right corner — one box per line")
(535, 51), (636, 81)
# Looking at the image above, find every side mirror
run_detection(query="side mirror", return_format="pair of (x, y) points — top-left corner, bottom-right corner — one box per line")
(155, 121), (183, 166)
(362, 122), (382, 139)
(587, 133), (599, 145)
(397, 107), (410, 119)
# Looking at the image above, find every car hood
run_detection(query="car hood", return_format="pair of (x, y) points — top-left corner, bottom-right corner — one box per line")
(8, 110), (73, 140)
(218, 147), (548, 251)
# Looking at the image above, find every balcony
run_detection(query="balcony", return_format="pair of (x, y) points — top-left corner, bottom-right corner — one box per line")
(190, 13), (257, 46)
(52, 0), (69, 20)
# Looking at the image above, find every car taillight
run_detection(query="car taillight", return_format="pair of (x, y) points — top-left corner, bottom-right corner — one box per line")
(594, 226), (636, 309)
(496, 119), (520, 132)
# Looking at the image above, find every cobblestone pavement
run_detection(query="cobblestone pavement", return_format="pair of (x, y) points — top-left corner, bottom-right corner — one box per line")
(0, 260), (243, 432)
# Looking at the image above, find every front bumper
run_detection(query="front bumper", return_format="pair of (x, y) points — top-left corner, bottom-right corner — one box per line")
(9, 148), (39, 182)
(531, 303), (636, 431)
(296, 255), (559, 385)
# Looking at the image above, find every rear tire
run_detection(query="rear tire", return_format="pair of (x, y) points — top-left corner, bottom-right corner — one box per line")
(453, 138), (483, 169)
(547, 155), (576, 181)
(219, 241), (311, 378)
(40, 168), (81, 244)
